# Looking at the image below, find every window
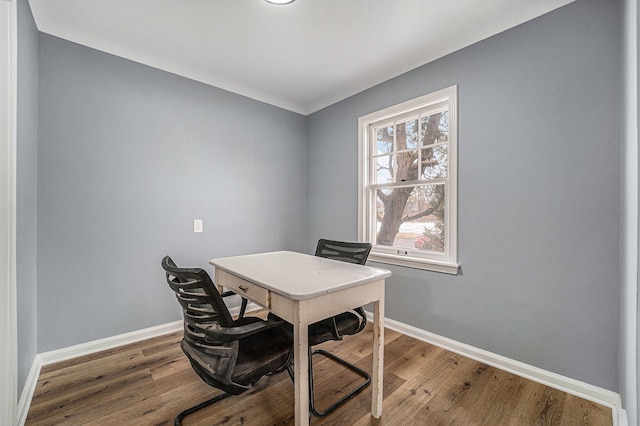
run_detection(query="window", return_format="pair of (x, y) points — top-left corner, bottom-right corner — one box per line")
(358, 86), (458, 274)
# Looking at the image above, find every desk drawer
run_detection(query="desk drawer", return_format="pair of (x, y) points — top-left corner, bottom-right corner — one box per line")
(217, 272), (270, 309)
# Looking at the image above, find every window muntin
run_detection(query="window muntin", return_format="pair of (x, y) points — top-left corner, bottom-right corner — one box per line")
(358, 86), (458, 273)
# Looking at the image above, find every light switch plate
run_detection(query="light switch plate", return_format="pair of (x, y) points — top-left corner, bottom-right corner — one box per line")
(193, 219), (203, 233)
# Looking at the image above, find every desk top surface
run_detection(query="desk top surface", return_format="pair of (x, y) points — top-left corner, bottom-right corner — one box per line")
(210, 251), (391, 299)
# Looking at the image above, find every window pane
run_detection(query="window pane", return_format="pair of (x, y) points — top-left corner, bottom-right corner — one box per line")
(360, 86), (457, 270)
(396, 119), (418, 150)
(375, 155), (394, 183)
(375, 184), (445, 253)
(376, 126), (394, 155)
(421, 111), (448, 146)
(421, 145), (448, 179)
(395, 150), (418, 182)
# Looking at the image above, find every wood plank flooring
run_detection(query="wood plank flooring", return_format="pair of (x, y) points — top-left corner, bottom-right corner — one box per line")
(26, 316), (612, 425)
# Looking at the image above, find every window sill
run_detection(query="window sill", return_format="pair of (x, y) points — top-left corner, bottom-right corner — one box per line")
(368, 252), (460, 275)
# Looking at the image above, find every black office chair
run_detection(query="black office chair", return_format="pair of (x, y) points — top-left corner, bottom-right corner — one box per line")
(162, 256), (294, 425)
(269, 239), (373, 417)
(308, 239), (372, 417)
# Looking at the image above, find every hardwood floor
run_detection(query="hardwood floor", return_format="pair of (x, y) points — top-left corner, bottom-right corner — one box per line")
(26, 318), (612, 425)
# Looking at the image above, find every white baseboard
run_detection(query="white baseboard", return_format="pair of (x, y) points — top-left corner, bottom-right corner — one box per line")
(18, 305), (625, 426)
(17, 357), (41, 426)
(616, 407), (629, 426)
(38, 320), (184, 367)
(16, 319), (184, 426)
(15, 304), (258, 426)
(370, 313), (627, 426)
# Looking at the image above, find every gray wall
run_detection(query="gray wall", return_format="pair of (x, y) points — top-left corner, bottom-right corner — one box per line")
(306, 0), (621, 391)
(36, 34), (307, 352)
(16, 0), (39, 395)
(18, 0), (622, 398)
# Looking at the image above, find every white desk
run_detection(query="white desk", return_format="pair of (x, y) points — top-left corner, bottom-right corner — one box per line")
(210, 251), (391, 426)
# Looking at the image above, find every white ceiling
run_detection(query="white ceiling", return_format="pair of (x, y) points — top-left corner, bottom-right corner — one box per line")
(28, 0), (574, 115)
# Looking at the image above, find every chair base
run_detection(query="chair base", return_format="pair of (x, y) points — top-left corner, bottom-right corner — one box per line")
(309, 349), (371, 418)
(174, 392), (232, 425)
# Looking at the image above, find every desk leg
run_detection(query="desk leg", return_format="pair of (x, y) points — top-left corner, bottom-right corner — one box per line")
(372, 291), (385, 418)
(293, 301), (309, 426)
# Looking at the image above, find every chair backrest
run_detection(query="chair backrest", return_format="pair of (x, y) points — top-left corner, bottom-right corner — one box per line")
(315, 239), (372, 265)
(162, 256), (235, 348)
(314, 239), (372, 337)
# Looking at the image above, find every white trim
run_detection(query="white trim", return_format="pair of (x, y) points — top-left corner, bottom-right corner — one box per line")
(16, 356), (41, 426)
(358, 86), (458, 272)
(33, 302), (257, 366)
(367, 312), (626, 425)
(369, 252), (460, 274)
(0, 1), (17, 425)
(15, 302), (260, 424)
(38, 321), (184, 366)
(621, 1), (639, 425)
(617, 408), (629, 426)
(16, 302), (624, 425)
(17, 321), (184, 425)
(359, 87), (456, 124)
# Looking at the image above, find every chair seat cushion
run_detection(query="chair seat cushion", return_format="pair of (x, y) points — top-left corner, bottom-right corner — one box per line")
(268, 312), (362, 346)
(181, 316), (293, 394)
(233, 322), (293, 386)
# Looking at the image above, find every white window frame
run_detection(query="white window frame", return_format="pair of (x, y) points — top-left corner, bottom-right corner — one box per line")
(358, 85), (459, 274)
